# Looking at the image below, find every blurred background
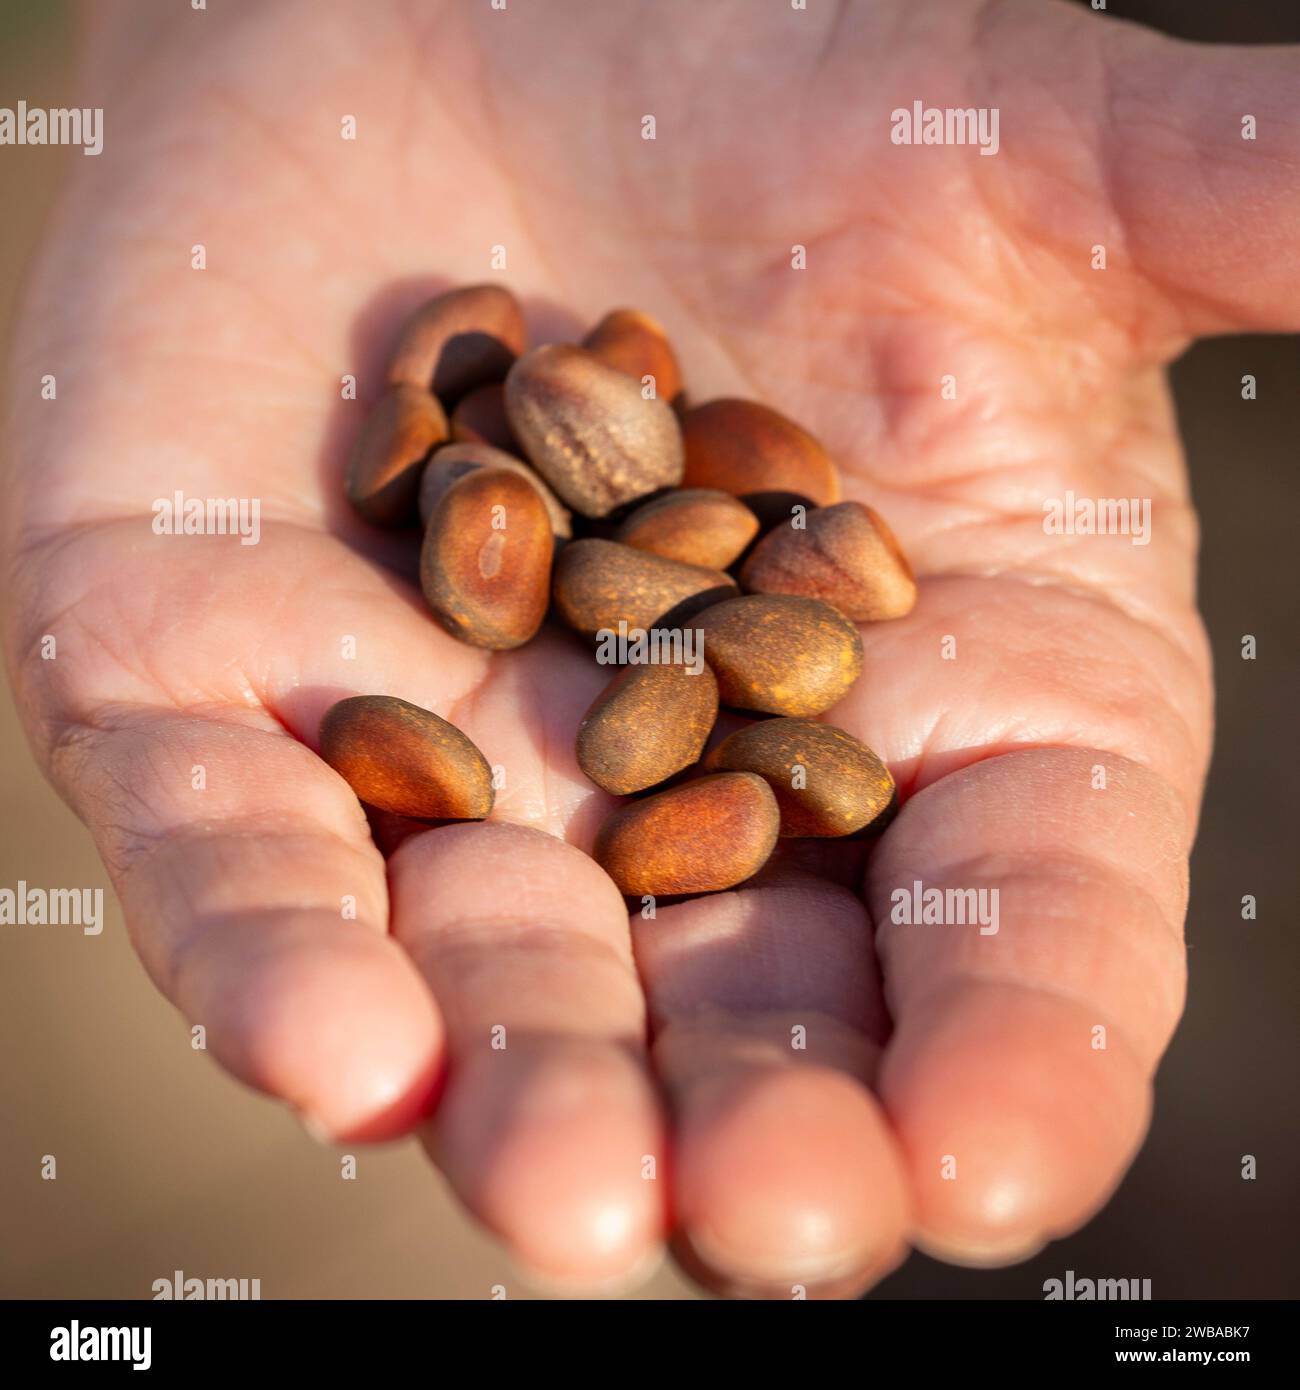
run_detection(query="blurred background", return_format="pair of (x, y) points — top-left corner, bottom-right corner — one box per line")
(1, 0), (1295, 1300)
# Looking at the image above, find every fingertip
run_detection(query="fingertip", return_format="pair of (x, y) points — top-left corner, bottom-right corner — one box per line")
(882, 984), (1151, 1264)
(672, 1065), (910, 1297)
(428, 1042), (668, 1290)
(391, 819), (666, 1289)
(179, 916), (444, 1142)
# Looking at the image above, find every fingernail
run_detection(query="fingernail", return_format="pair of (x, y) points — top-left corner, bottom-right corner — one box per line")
(680, 1225), (891, 1290)
(298, 1110), (337, 1146)
(912, 1227), (1046, 1268)
(514, 1243), (668, 1299)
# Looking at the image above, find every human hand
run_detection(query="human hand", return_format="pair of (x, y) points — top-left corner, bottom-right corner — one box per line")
(5, 0), (1296, 1297)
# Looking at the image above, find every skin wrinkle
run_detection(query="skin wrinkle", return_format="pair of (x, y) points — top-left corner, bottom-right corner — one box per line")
(417, 941), (645, 1042)
(149, 260), (340, 377)
(648, 892), (865, 1017)
(443, 671), (499, 771)
(805, 208), (1006, 329)
(979, 27), (1206, 360)
(27, 598), (170, 719)
(391, 1), (437, 200)
(654, 62), (810, 398)
(406, 13), (510, 199)
(1096, 30), (1298, 333)
(899, 566), (1207, 699)
(814, 0), (853, 71)
(5, 285), (334, 397)
(891, 970), (1165, 1083)
(205, 85), (346, 214)
(955, 562), (1200, 660)
(894, 444), (1177, 520)
(164, 904), (388, 1034)
(900, 727), (1199, 829)
(117, 817), (377, 904)
(90, 344), (331, 384)
(886, 747), (1193, 873)
(654, 1012), (883, 1083)
(910, 466), (1180, 526)
(121, 819), (384, 962)
(598, 32), (728, 351)
(674, 229), (769, 407)
(12, 517), (411, 722)
(1096, 45), (1198, 332)
(874, 846), (1188, 952)
(458, 20), (575, 313)
(923, 469), (1201, 556)
(992, 51), (1134, 320)
(904, 714), (1201, 816)
(13, 234), (339, 391)
(419, 916), (638, 966)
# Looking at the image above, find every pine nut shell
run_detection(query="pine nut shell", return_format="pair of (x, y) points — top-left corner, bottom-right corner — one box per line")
(319, 695), (493, 820)
(577, 661), (719, 795)
(553, 538), (736, 643)
(386, 284), (527, 403)
(418, 441), (571, 539)
(705, 718), (894, 836)
(741, 501), (916, 621)
(346, 385), (448, 527)
(505, 345), (685, 518)
(695, 594), (863, 717)
(681, 398), (840, 512)
(615, 488), (759, 570)
(581, 308), (683, 405)
(449, 382), (519, 452)
(420, 467), (553, 649)
(593, 772), (779, 896)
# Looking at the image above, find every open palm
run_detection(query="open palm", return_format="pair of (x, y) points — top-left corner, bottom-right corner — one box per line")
(6, 0), (1297, 1297)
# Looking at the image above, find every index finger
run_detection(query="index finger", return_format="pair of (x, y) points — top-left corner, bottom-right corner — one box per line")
(35, 700), (444, 1142)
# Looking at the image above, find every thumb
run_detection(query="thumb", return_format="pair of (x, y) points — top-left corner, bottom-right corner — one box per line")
(1094, 20), (1300, 335)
